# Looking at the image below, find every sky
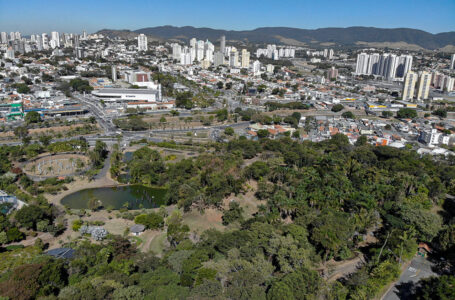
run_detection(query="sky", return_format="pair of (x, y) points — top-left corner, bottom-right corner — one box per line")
(0, 0), (454, 35)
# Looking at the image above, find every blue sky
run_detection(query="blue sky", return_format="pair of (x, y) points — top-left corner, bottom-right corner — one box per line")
(1, 0), (454, 35)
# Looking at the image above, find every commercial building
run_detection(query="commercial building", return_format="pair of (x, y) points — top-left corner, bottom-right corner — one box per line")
(92, 88), (161, 104)
(402, 71), (418, 101)
(451, 54), (455, 70)
(137, 34), (148, 52)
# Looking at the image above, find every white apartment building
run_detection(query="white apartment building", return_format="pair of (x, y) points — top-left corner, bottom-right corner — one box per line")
(51, 31), (60, 48)
(402, 71), (418, 100)
(416, 71), (431, 101)
(137, 34), (148, 51)
(241, 49), (250, 68)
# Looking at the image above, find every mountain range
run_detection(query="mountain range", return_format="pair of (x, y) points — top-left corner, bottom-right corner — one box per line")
(97, 26), (455, 50)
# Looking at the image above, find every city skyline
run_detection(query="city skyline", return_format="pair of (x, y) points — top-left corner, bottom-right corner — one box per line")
(0, 0), (454, 35)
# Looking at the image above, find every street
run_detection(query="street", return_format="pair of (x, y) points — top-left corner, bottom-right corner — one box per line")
(382, 256), (437, 300)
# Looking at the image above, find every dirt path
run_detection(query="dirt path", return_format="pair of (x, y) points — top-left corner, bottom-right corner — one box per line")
(138, 230), (162, 252)
(45, 160), (118, 207)
(326, 253), (365, 282)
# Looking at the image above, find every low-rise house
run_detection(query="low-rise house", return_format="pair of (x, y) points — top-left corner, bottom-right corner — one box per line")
(130, 224), (146, 236)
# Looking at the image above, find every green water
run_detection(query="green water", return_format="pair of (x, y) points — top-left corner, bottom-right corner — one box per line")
(61, 185), (167, 209)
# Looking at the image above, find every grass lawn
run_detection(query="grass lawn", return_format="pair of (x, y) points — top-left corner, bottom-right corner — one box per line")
(148, 232), (167, 257)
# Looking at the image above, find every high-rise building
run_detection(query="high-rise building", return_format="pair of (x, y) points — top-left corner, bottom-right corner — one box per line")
(0, 32), (7, 44)
(14, 32), (21, 40)
(111, 65), (117, 82)
(172, 43), (182, 60)
(252, 60), (261, 75)
(196, 40), (205, 61)
(241, 49), (250, 68)
(36, 35), (42, 51)
(328, 49), (334, 59)
(9, 32), (15, 41)
(442, 76), (454, 92)
(41, 33), (49, 50)
(190, 38), (197, 49)
(51, 31), (60, 48)
(229, 48), (239, 68)
(180, 47), (192, 65)
(416, 71), (431, 101)
(137, 34), (148, 51)
(220, 35), (225, 55)
(402, 71), (418, 101)
(356, 52), (412, 80)
(213, 51), (225, 67)
(82, 30), (87, 39)
(367, 53), (380, 75)
(327, 67), (338, 80)
(451, 54), (455, 70)
(5, 47), (15, 59)
(355, 53), (369, 75)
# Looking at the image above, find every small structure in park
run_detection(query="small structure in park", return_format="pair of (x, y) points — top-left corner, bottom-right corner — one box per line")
(130, 224), (146, 236)
(0, 190), (27, 214)
(79, 225), (108, 241)
(417, 242), (432, 257)
(46, 247), (76, 260)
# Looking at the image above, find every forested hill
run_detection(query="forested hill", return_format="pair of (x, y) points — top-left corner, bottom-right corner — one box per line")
(0, 135), (454, 299)
(97, 26), (455, 49)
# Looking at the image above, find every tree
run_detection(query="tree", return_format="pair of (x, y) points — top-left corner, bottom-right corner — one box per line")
(413, 275), (455, 300)
(355, 135), (368, 146)
(268, 267), (321, 300)
(224, 127), (234, 136)
(134, 212), (164, 230)
(341, 111), (355, 119)
(15, 83), (31, 94)
(216, 81), (224, 89)
(257, 129), (269, 139)
(39, 135), (52, 146)
(331, 104), (344, 112)
(432, 109), (447, 118)
(15, 205), (48, 230)
(175, 91), (193, 109)
(166, 211), (189, 247)
(14, 126), (29, 144)
(25, 111), (41, 124)
(397, 108), (417, 119)
(222, 201), (244, 225)
(382, 111), (394, 118)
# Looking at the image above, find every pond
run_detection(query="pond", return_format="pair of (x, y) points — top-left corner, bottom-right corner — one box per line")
(61, 185), (167, 209)
(123, 151), (133, 163)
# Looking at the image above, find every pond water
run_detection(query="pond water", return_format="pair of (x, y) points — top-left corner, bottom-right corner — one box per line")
(123, 152), (133, 163)
(61, 185), (167, 209)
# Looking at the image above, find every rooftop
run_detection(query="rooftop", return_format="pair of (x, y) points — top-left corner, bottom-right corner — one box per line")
(93, 88), (159, 95)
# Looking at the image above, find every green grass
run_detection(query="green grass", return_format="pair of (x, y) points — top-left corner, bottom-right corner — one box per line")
(0, 246), (42, 273)
(148, 232), (166, 257)
(130, 236), (143, 246)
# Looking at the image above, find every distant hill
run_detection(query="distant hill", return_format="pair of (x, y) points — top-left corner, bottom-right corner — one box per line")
(97, 26), (455, 50)
(97, 29), (162, 42)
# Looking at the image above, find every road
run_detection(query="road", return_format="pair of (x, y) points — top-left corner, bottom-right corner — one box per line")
(382, 256), (436, 300)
